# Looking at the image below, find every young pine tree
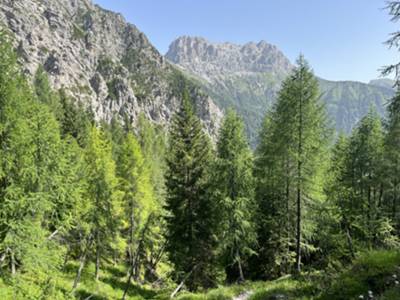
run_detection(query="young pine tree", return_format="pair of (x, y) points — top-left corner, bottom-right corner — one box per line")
(164, 90), (217, 291)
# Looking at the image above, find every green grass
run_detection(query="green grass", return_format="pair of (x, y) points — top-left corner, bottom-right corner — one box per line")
(248, 274), (321, 300)
(319, 250), (400, 300)
(170, 281), (266, 300)
(1, 250), (399, 299)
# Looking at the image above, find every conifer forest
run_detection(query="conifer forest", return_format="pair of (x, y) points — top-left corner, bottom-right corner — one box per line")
(2, 1), (400, 299)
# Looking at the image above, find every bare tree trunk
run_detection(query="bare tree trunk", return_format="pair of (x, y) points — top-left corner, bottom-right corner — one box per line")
(236, 249), (244, 282)
(122, 265), (134, 300)
(73, 252), (86, 290)
(10, 249), (16, 276)
(72, 236), (92, 291)
(122, 215), (153, 299)
(170, 267), (195, 298)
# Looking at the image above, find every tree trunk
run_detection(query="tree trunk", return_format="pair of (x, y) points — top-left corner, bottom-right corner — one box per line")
(394, 178), (398, 228)
(170, 267), (195, 298)
(10, 249), (16, 276)
(236, 249), (245, 282)
(122, 265), (134, 300)
(295, 181), (301, 274)
(72, 245), (89, 290)
(367, 185), (372, 249)
(95, 230), (100, 281)
(344, 219), (355, 259)
(285, 158), (291, 274)
(127, 201), (135, 277)
(295, 73), (303, 274)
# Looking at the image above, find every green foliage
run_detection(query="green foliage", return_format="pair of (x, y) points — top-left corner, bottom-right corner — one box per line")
(81, 126), (123, 280)
(2, 8), (400, 297)
(72, 23), (86, 40)
(383, 90), (400, 231)
(164, 90), (218, 291)
(325, 110), (398, 258)
(214, 109), (256, 282)
(253, 56), (329, 278)
(34, 65), (63, 120)
(320, 251), (400, 300)
(107, 78), (121, 101)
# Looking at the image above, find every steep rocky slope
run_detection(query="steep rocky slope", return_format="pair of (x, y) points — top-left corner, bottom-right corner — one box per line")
(167, 36), (395, 144)
(0, 0), (222, 135)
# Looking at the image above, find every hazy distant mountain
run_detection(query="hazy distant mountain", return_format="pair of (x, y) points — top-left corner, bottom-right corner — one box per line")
(167, 36), (395, 145)
(369, 78), (396, 89)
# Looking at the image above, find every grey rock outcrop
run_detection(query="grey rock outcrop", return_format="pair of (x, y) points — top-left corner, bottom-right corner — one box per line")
(0, 0), (222, 135)
(167, 36), (292, 83)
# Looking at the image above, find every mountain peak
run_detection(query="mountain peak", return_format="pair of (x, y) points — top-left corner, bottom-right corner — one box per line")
(166, 36), (293, 82)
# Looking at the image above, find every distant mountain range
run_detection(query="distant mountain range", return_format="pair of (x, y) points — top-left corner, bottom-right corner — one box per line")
(166, 36), (395, 145)
(0, 0), (395, 145)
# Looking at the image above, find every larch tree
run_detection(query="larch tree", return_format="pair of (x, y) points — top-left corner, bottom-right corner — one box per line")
(339, 111), (397, 249)
(73, 126), (122, 287)
(384, 91), (400, 231)
(254, 55), (329, 275)
(117, 133), (156, 283)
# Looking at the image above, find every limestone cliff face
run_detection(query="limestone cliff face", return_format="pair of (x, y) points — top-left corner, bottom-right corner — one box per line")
(0, 0), (222, 135)
(167, 36), (293, 83)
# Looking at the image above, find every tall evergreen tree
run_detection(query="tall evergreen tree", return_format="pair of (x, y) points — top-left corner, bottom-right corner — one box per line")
(73, 126), (122, 287)
(336, 111), (397, 250)
(214, 109), (256, 282)
(254, 56), (329, 276)
(117, 133), (156, 277)
(164, 90), (217, 291)
(384, 91), (400, 231)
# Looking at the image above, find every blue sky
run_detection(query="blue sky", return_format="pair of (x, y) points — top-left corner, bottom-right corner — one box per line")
(93, 0), (398, 83)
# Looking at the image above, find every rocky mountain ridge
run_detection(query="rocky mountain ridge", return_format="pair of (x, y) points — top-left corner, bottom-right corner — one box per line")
(167, 36), (395, 144)
(0, 0), (222, 135)
(167, 36), (293, 82)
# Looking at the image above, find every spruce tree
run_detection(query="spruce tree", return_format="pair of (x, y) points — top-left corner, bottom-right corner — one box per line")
(214, 109), (256, 282)
(164, 90), (217, 291)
